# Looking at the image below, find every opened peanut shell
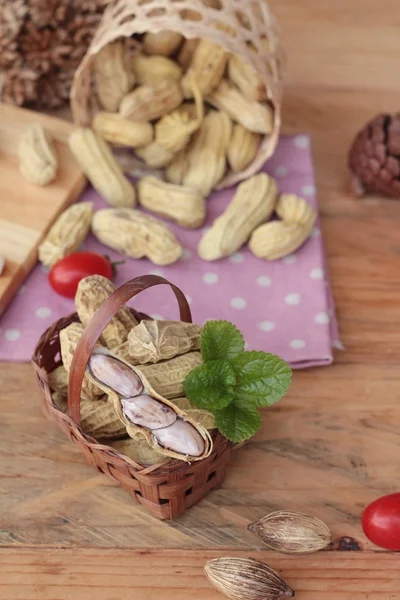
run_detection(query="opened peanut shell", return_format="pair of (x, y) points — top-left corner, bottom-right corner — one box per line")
(86, 347), (213, 463)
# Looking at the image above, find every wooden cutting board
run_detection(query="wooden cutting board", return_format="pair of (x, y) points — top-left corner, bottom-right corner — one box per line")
(0, 104), (86, 316)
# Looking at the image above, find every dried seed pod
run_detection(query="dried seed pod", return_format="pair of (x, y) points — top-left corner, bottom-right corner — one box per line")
(86, 348), (212, 462)
(249, 194), (317, 261)
(183, 109), (232, 197)
(143, 30), (183, 56)
(119, 80), (183, 122)
(181, 39), (228, 98)
(248, 510), (331, 554)
(276, 194), (316, 226)
(131, 54), (183, 86)
(165, 149), (190, 185)
(155, 75), (204, 154)
(111, 437), (166, 466)
(68, 128), (136, 207)
(18, 123), (58, 186)
(228, 124), (261, 172)
(48, 365), (69, 395)
(59, 322), (104, 400)
(92, 112), (153, 148)
(228, 54), (267, 102)
(128, 319), (202, 364)
(94, 40), (134, 112)
(91, 208), (183, 266)
(137, 177), (206, 229)
(75, 275), (138, 349)
(177, 38), (199, 69)
(135, 141), (175, 168)
(137, 351), (202, 399)
(38, 201), (93, 267)
(198, 173), (278, 261)
(80, 396), (127, 440)
(207, 79), (273, 135)
(205, 557), (294, 600)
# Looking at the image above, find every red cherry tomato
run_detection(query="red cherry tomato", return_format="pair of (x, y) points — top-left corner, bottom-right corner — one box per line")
(49, 252), (114, 298)
(362, 492), (400, 550)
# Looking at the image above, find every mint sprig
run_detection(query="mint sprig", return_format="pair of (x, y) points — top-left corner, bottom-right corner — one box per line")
(184, 320), (292, 443)
(183, 359), (236, 410)
(201, 320), (244, 362)
(215, 404), (262, 444)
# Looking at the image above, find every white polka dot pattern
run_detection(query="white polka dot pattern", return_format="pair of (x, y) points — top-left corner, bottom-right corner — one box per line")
(310, 268), (324, 280)
(230, 297), (246, 309)
(182, 249), (192, 261)
(259, 320), (275, 332)
(274, 166), (288, 177)
(290, 339), (305, 349)
(301, 184), (316, 196)
(203, 273), (219, 284)
(315, 312), (329, 325)
(0, 135), (340, 367)
(229, 252), (245, 264)
(5, 329), (21, 341)
(283, 254), (296, 264)
(35, 307), (52, 319)
(256, 275), (272, 287)
(285, 293), (301, 306)
(294, 135), (309, 149)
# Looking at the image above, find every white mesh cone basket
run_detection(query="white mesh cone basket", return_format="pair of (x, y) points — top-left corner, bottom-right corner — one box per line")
(70, 0), (284, 188)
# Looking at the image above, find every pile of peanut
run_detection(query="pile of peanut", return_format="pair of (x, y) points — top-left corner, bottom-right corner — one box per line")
(50, 273), (215, 465)
(20, 31), (317, 264)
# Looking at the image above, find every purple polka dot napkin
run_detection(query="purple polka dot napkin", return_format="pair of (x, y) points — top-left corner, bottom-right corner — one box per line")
(0, 134), (342, 367)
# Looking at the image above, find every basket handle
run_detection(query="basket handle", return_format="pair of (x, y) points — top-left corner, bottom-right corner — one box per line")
(67, 274), (192, 426)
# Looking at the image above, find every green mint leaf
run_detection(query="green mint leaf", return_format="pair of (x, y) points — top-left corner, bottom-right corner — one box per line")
(230, 351), (292, 408)
(201, 320), (245, 362)
(183, 359), (236, 411)
(215, 404), (262, 442)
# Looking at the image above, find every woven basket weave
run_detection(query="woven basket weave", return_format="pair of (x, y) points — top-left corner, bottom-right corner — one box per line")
(32, 275), (232, 520)
(70, 0), (284, 188)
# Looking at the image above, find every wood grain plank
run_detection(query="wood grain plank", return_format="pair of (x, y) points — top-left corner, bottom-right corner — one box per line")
(0, 549), (398, 600)
(1, 4), (400, 599)
(1, 362), (399, 549)
(0, 105), (86, 316)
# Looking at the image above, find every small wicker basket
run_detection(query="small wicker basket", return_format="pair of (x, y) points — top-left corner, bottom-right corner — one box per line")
(32, 275), (232, 520)
(70, 0), (284, 188)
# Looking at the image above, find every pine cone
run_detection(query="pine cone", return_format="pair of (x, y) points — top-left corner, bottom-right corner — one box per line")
(0, 0), (109, 110)
(0, 67), (38, 106)
(0, 0), (27, 68)
(28, 0), (69, 28)
(348, 113), (400, 199)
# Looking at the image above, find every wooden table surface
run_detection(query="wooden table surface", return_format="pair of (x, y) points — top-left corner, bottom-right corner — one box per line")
(2, 1), (400, 598)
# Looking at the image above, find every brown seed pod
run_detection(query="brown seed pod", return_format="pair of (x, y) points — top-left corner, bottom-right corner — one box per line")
(248, 510), (331, 554)
(204, 557), (294, 600)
